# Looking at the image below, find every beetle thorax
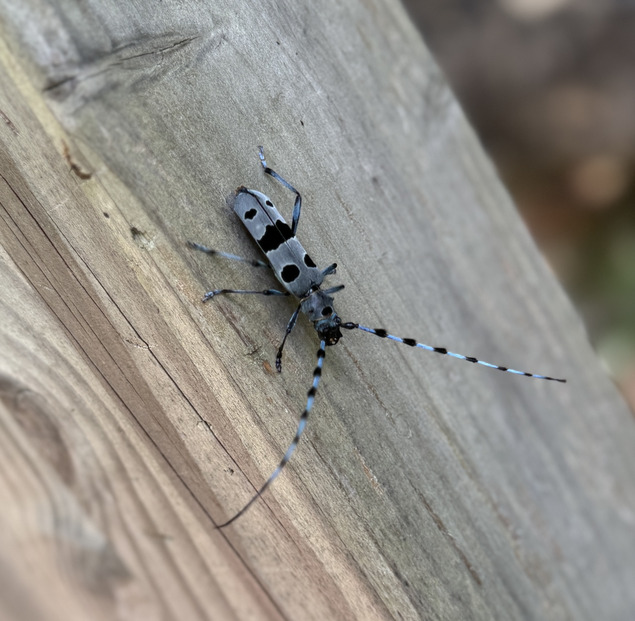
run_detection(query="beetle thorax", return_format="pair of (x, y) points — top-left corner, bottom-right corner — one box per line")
(300, 289), (342, 346)
(300, 289), (335, 321)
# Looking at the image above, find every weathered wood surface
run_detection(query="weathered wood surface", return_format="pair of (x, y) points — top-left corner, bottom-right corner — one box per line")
(1, 1), (634, 620)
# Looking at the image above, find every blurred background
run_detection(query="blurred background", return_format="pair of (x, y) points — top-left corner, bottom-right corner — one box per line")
(402, 0), (635, 412)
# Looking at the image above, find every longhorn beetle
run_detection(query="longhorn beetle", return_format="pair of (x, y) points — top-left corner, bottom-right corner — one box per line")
(188, 147), (566, 527)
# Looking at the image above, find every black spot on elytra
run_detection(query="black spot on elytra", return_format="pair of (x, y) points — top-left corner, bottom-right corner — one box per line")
(304, 254), (316, 268)
(275, 220), (293, 239)
(281, 264), (301, 283)
(244, 208), (257, 220)
(266, 200), (273, 207)
(258, 221), (292, 253)
(321, 306), (332, 317)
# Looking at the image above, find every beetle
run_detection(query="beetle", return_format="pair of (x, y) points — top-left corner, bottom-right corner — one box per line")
(189, 147), (565, 527)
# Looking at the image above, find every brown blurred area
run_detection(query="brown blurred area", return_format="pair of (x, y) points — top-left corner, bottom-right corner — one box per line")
(403, 0), (635, 411)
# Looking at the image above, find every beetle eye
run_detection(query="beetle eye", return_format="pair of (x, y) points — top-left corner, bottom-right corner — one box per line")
(321, 306), (332, 317)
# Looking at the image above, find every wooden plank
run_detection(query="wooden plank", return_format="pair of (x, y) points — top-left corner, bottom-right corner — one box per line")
(1, 1), (634, 620)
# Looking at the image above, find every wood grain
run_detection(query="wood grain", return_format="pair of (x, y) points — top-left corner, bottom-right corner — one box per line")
(1, 1), (634, 620)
